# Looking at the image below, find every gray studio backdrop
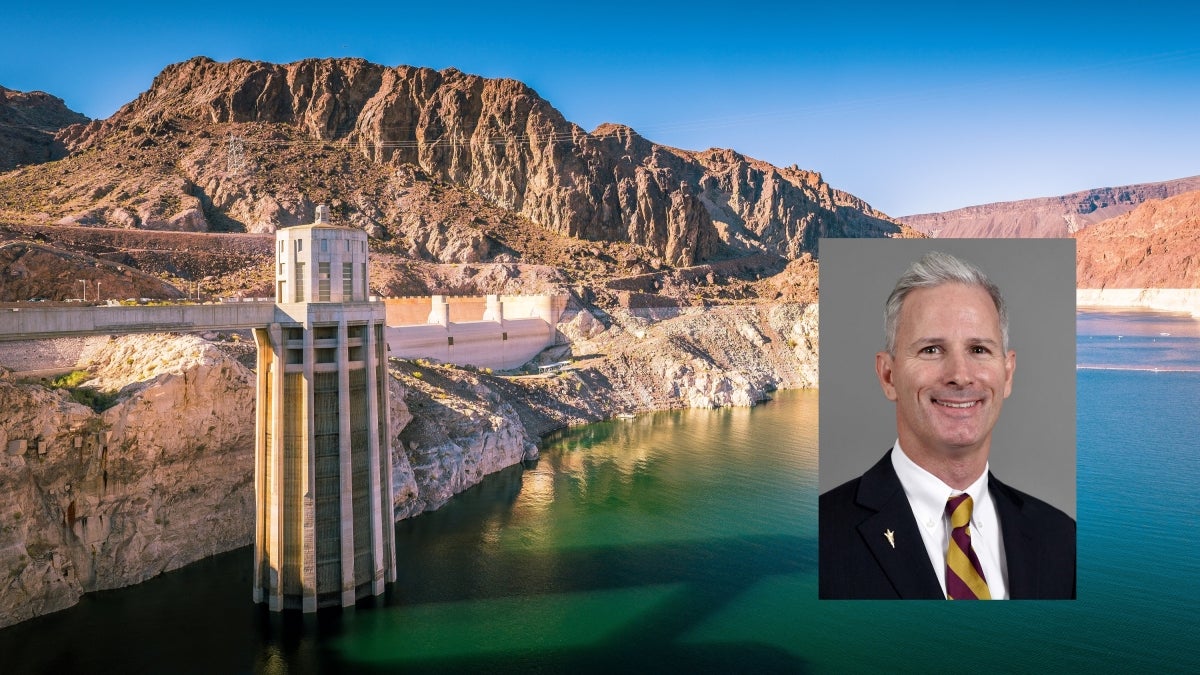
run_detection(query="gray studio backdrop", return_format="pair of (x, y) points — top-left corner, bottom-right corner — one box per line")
(817, 237), (1076, 518)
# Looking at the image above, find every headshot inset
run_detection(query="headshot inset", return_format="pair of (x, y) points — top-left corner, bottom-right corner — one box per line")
(818, 238), (1076, 600)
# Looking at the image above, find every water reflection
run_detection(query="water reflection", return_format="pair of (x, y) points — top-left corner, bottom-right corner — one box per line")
(0, 391), (818, 674)
(1077, 309), (1200, 371)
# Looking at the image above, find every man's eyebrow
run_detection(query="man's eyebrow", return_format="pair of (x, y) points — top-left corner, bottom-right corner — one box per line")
(907, 336), (1002, 348)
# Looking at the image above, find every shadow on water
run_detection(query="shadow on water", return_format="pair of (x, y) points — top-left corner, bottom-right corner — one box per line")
(0, 391), (820, 673)
(0, 462), (815, 675)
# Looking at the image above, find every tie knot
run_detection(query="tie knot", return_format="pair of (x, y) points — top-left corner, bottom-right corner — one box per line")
(946, 493), (973, 527)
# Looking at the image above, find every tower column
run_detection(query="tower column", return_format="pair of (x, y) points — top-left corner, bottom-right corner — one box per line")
(337, 320), (356, 607)
(365, 318), (394, 589)
(301, 322), (317, 612)
(252, 327), (270, 605)
(268, 323), (286, 611)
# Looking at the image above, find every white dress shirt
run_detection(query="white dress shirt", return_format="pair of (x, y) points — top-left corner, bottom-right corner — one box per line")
(891, 440), (1009, 599)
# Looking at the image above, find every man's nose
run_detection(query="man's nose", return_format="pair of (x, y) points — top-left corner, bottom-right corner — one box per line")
(943, 349), (972, 385)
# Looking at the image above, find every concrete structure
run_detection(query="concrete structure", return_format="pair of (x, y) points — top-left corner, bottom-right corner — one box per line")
(0, 209), (574, 615)
(0, 302), (276, 341)
(251, 206), (396, 612)
(385, 294), (567, 370)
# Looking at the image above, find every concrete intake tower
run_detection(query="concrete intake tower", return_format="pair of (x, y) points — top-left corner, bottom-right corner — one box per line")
(252, 206), (397, 612)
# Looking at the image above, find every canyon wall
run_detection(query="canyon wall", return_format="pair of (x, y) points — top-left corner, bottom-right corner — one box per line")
(901, 176), (1200, 238)
(0, 334), (255, 627)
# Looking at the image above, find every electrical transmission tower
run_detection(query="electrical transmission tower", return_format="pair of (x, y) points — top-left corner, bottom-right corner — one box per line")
(227, 133), (246, 175)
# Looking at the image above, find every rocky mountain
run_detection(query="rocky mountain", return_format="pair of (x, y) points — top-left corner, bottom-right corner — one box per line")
(900, 175), (1200, 238)
(0, 239), (185, 302)
(1075, 189), (1200, 288)
(0, 86), (89, 172)
(0, 57), (911, 270)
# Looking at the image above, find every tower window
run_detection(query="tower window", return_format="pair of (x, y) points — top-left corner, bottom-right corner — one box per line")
(318, 262), (330, 302)
(295, 262), (305, 302)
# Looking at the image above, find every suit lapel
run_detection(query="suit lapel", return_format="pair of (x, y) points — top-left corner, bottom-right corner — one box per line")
(990, 474), (1037, 598)
(855, 453), (945, 599)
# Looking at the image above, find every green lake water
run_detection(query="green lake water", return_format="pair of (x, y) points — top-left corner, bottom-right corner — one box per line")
(2, 310), (1200, 672)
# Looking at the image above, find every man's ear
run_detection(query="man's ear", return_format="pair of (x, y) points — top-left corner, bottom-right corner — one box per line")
(1002, 349), (1015, 398)
(876, 351), (898, 401)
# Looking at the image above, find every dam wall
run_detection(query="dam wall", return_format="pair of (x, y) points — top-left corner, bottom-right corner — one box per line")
(385, 294), (568, 371)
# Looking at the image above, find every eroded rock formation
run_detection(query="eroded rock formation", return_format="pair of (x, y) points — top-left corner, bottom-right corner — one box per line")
(3, 57), (908, 265)
(900, 175), (1200, 238)
(1075, 189), (1200, 289)
(0, 86), (88, 172)
(0, 334), (254, 628)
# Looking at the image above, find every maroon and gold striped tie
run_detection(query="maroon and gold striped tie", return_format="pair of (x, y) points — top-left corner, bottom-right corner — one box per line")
(945, 493), (991, 600)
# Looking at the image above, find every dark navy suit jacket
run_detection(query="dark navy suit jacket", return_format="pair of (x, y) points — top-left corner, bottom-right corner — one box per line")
(819, 450), (1076, 599)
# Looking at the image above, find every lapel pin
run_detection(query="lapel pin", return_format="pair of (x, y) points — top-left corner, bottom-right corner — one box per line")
(884, 529), (896, 549)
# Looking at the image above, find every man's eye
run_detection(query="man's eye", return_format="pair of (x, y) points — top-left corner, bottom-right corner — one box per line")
(971, 345), (991, 354)
(920, 346), (941, 354)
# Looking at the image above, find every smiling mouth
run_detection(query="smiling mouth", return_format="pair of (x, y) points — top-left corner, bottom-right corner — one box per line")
(933, 399), (980, 409)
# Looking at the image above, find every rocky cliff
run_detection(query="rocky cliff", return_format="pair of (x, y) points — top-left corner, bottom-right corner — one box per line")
(0, 86), (88, 172)
(1075, 189), (1200, 289)
(0, 334), (255, 628)
(900, 175), (1200, 238)
(1, 57), (909, 266)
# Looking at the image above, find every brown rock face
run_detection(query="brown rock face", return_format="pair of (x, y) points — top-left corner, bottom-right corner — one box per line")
(1075, 189), (1200, 288)
(0, 335), (256, 628)
(0, 86), (89, 171)
(0, 240), (186, 302)
(4, 57), (907, 266)
(901, 176), (1200, 238)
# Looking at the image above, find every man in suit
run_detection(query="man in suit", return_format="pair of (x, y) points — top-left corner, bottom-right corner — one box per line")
(819, 251), (1075, 599)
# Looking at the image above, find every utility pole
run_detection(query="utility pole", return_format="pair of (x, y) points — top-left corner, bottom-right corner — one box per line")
(96, 281), (102, 303)
(78, 279), (86, 302)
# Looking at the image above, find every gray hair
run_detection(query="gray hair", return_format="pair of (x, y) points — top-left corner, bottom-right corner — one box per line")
(883, 250), (1009, 355)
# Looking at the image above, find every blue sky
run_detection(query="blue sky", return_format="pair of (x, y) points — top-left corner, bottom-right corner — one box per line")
(3, 1), (1198, 216)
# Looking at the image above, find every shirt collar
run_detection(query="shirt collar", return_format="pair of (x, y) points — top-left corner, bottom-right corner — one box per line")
(891, 440), (996, 532)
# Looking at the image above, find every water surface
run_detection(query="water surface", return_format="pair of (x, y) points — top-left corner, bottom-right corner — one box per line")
(2, 310), (1200, 672)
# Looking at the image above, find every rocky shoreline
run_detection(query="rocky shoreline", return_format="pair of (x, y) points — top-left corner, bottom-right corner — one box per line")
(0, 300), (817, 628)
(1076, 289), (1200, 317)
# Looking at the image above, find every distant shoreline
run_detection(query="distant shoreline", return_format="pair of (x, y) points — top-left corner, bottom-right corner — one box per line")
(1076, 289), (1200, 317)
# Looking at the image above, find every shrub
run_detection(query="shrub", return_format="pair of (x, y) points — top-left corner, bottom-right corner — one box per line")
(50, 370), (119, 412)
(66, 387), (120, 412)
(51, 370), (91, 389)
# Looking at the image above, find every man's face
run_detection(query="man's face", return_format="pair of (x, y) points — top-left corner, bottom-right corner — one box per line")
(876, 282), (1015, 460)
